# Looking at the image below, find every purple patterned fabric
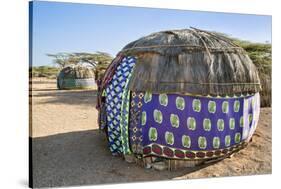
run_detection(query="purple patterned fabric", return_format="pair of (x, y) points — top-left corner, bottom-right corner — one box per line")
(128, 92), (144, 154)
(140, 92), (260, 151)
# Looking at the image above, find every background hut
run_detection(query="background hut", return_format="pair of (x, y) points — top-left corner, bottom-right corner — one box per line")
(97, 28), (261, 170)
(57, 64), (96, 90)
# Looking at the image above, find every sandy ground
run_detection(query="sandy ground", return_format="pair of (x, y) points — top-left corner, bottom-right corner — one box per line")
(30, 78), (272, 188)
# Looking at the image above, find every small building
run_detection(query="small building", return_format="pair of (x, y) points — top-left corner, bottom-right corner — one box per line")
(57, 64), (96, 90)
(97, 28), (261, 169)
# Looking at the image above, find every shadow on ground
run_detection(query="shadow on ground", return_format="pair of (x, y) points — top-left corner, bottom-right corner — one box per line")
(31, 129), (216, 188)
(31, 88), (59, 92)
(31, 80), (57, 84)
(33, 90), (98, 107)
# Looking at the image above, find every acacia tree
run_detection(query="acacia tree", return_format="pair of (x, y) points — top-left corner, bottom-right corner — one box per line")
(72, 52), (113, 67)
(47, 52), (113, 68)
(46, 51), (113, 81)
(46, 53), (79, 68)
(72, 52), (113, 81)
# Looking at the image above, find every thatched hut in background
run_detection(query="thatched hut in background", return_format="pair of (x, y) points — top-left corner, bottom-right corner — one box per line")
(97, 28), (261, 170)
(57, 64), (96, 90)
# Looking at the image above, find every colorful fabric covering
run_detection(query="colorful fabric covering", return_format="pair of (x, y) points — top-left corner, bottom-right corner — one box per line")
(140, 92), (260, 159)
(105, 56), (136, 154)
(100, 54), (124, 92)
(96, 54), (123, 115)
(120, 65), (136, 155)
(128, 92), (144, 154)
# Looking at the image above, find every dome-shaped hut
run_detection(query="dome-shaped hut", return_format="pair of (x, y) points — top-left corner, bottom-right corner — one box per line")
(97, 28), (261, 169)
(57, 64), (96, 90)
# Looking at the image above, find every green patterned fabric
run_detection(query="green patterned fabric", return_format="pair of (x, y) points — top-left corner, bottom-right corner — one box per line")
(105, 56), (136, 154)
(120, 87), (131, 154)
(120, 66), (135, 155)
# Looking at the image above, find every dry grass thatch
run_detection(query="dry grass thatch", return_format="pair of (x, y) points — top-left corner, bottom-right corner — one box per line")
(229, 37), (271, 107)
(119, 28), (260, 96)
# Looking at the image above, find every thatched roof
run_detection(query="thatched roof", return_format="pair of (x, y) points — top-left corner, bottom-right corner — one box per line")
(58, 64), (95, 79)
(120, 27), (260, 96)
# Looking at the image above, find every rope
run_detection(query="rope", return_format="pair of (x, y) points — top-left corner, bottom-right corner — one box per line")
(121, 44), (243, 52)
(142, 80), (261, 85)
(121, 28), (244, 53)
(189, 28), (213, 63)
(190, 27), (241, 48)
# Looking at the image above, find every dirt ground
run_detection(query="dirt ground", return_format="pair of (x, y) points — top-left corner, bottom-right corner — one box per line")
(30, 78), (272, 188)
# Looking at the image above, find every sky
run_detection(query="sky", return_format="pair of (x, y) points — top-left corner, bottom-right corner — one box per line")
(31, 1), (272, 66)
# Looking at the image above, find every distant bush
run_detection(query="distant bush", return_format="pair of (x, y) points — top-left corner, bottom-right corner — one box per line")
(30, 66), (60, 79)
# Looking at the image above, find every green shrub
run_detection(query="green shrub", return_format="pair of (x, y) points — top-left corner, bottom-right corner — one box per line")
(31, 66), (60, 78)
